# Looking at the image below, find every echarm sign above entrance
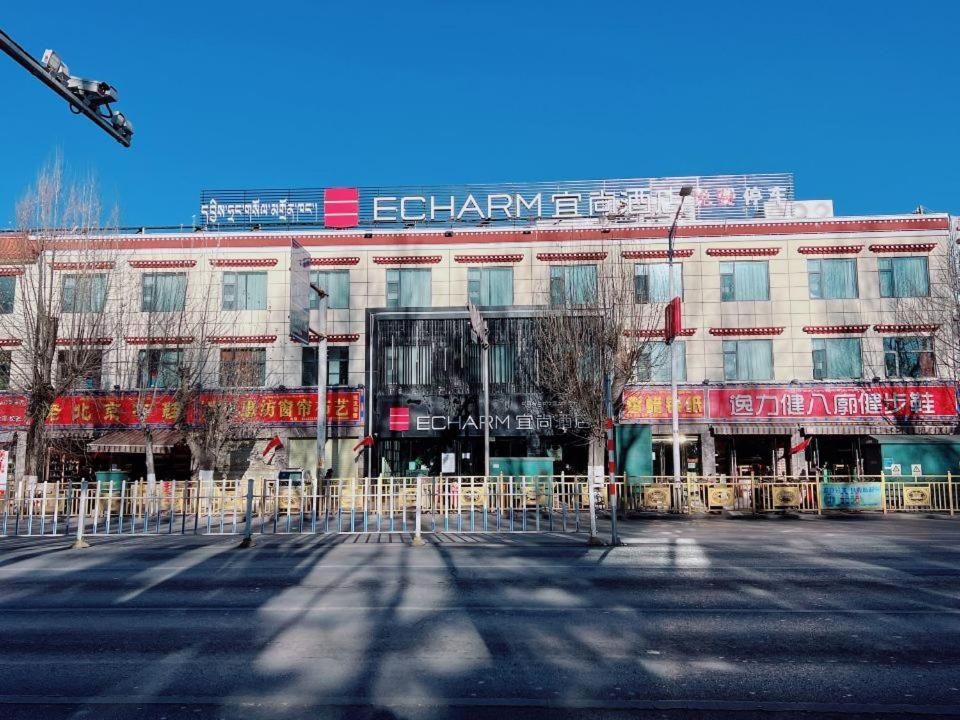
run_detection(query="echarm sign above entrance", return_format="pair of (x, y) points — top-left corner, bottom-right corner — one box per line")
(199, 173), (794, 229)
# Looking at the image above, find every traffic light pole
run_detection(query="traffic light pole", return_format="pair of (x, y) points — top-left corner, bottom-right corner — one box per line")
(0, 28), (131, 147)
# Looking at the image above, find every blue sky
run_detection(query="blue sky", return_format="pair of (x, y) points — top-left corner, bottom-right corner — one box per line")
(1, 1), (958, 227)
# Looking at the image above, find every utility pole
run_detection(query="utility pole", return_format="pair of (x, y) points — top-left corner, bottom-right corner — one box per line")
(0, 28), (133, 146)
(311, 283), (328, 484)
(467, 301), (490, 476)
(667, 186), (693, 489)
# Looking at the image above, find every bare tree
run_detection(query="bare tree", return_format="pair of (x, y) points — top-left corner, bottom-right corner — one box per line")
(0, 158), (118, 486)
(535, 248), (666, 467)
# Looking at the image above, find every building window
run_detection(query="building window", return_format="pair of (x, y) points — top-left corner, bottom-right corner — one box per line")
(0, 350), (10, 390)
(386, 268), (431, 308)
(301, 346), (349, 386)
(808, 259), (858, 299)
(141, 272), (187, 312)
(720, 261), (769, 301)
(879, 257), (929, 298)
(636, 341), (686, 382)
(468, 267), (513, 306)
(383, 345), (433, 386)
(57, 349), (103, 390)
(466, 343), (516, 385)
(310, 270), (349, 309)
(61, 273), (107, 313)
(723, 339), (773, 381)
(812, 338), (862, 380)
(635, 263), (682, 304)
(222, 271), (267, 310)
(883, 336), (935, 378)
(0, 275), (15, 314)
(219, 348), (267, 387)
(136, 349), (184, 389)
(550, 265), (597, 306)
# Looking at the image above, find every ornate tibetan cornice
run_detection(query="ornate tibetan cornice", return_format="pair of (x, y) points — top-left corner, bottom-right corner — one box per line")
(372, 256), (442, 265)
(709, 327), (785, 337)
(802, 325), (870, 335)
(868, 243), (937, 253)
(308, 257), (360, 266)
(705, 247), (780, 257)
(535, 251), (607, 262)
(207, 334), (278, 344)
(622, 249), (694, 260)
(128, 259), (197, 269)
(873, 324), (939, 333)
(453, 254), (524, 264)
(797, 245), (863, 255)
(209, 258), (278, 267)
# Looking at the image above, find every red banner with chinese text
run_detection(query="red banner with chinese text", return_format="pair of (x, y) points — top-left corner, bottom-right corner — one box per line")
(621, 389), (706, 421)
(621, 384), (958, 423)
(0, 389), (364, 429)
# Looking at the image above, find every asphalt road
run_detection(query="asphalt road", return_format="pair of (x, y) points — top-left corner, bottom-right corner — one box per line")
(1, 515), (959, 719)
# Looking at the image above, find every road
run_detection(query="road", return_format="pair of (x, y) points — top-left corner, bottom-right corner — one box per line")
(0, 515), (959, 719)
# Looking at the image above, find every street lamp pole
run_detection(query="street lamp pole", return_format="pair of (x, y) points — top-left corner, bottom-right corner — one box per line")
(311, 283), (328, 484)
(668, 186), (693, 488)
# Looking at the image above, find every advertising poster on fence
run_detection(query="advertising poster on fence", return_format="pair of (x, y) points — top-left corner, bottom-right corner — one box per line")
(821, 482), (883, 510)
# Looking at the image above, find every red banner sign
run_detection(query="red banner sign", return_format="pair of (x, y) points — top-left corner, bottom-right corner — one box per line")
(622, 384), (958, 423)
(622, 389), (706, 421)
(708, 385), (957, 421)
(0, 389), (364, 429)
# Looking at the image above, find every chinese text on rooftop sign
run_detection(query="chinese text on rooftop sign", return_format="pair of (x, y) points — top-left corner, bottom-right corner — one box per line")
(199, 174), (794, 228)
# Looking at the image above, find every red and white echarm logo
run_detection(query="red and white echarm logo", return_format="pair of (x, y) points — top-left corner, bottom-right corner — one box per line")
(323, 187), (359, 228)
(388, 406), (410, 431)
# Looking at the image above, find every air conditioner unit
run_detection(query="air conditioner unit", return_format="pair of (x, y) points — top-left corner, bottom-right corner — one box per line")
(764, 199), (834, 219)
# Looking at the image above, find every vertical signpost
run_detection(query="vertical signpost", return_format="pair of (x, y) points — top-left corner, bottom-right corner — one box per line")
(467, 301), (490, 477)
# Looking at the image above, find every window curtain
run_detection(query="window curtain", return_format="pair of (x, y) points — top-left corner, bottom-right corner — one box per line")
(153, 274), (187, 311)
(893, 257), (929, 297)
(822, 260), (858, 299)
(311, 271), (349, 308)
(400, 269), (431, 307)
(482, 268), (513, 305)
(734, 262), (769, 301)
(243, 272), (267, 310)
(825, 338), (862, 378)
(737, 340), (773, 380)
(567, 265), (597, 305)
(642, 264), (681, 302)
(649, 341), (685, 382)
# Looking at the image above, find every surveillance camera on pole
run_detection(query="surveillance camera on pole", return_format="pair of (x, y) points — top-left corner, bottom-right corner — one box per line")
(1, 28), (134, 147)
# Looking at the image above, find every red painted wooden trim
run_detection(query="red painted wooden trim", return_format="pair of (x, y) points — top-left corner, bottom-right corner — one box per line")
(802, 325), (870, 334)
(535, 251), (608, 262)
(630, 328), (697, 338)
(43, 216), (951, 253)
(128, 259), (198, 269)
(125, 336), (195, 345)
(873, 324), (939, 333)
(797, 245), (864, 255)
(209, 258), (278, 267)
(0, 267), (25, 276)
(52, 261), (115, 270)
(709, 327), (785, 337)
(622, 249), (694, 259)
(705, 247), (780, 257)
(208, 334), (277, 344)
(56, 337), (113, 346)
(0, 338), (22, 347)
(308, 332), (360, 343)
(453, 254), (524, 264)
(372, 256), (442, 265)
(868, 243), (937, 253)
(308, 257), (360, 266)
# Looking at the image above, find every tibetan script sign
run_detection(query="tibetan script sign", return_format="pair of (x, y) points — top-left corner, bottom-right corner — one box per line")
(200, 174), (794, 228)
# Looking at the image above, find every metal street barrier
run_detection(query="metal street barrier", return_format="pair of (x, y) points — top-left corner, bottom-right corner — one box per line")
(1, 473), (956, 540)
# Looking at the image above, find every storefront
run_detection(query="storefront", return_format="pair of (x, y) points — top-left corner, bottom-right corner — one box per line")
(622, 383), (960, 478)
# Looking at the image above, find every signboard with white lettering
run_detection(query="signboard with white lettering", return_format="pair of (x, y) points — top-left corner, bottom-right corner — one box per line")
(200, 174), (794, 228)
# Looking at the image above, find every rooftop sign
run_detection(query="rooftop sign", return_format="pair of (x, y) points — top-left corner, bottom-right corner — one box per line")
(199, 173), (794, 229)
